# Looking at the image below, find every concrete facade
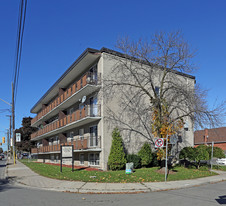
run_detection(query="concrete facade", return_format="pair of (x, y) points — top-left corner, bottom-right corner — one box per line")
(30, 47), (195, 170)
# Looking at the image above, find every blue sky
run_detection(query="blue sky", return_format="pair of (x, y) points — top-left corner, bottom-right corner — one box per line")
(0, 0), (226, 151)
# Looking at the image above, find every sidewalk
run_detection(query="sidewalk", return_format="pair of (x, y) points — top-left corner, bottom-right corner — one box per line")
(6, 159), (226, 194)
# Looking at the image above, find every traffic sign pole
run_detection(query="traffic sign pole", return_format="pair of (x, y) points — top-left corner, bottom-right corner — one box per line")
(165, 135), (168, 182)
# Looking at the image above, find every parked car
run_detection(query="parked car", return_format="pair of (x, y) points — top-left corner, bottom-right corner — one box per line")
(216, 158), (226, 166)
(0, 154), (4, 160)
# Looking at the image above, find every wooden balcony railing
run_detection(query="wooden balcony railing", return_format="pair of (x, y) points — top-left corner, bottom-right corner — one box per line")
(31, 105), (101, 140)
(31, 72), (100, 125)
(31, 136), (101, 154)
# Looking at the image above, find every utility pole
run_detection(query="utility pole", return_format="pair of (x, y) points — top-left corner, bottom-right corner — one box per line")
(9, 115), (11, 158)
(7, 129), (9, 155)
(12, 82), (16, 165)
(6, 115), (12, 159)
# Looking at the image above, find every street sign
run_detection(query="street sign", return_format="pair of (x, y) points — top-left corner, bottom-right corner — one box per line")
(61, 145), (74, 172)
(155, 138), (164, 148)
(16, 133), (21, 142)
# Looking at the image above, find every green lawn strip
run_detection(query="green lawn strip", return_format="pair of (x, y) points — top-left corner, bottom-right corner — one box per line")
(20, 160), (217, 183)
(213, 165), (226, 171)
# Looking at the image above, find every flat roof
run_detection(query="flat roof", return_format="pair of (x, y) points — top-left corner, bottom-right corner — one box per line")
(31, 47), (196, 113)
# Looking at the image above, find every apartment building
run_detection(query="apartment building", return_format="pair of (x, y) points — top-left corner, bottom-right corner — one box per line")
(30, 47), (195, 170)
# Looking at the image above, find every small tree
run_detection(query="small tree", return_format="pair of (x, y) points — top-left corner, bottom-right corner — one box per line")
(195, 145), (210, 169)
(179, 146), (196, 167)
(108, 128), (126, 170)
(138, 142), (152, 167)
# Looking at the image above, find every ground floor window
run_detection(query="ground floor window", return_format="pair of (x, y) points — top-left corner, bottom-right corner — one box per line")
(88, 153), (99, 166)
(79, 153), (84, 165)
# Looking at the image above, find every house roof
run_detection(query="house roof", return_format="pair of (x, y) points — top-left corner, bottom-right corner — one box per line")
(194, 127), (226, 144)
(30, 47), (196, 114)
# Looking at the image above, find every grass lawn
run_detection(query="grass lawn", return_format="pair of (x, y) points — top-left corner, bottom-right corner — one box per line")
(20, 160), (218, 183)
(213, 165), (226, 171)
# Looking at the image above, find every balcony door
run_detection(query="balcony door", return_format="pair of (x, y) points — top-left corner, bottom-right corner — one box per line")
(89, 65), (97, 83)
(90, 96), (98, 117)
(89, 125), (98, 147)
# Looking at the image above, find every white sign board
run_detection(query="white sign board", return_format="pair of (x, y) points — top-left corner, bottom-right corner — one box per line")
(155, 138), (164, 148)
(61, 146), (73, 158)
(16, 133), (21, 142)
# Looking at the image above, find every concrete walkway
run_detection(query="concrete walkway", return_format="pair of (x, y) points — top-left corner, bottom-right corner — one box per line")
(6, 160), (226, 194)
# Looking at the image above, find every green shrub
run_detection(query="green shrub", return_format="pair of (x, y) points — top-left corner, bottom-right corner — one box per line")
(150, 152), (160, 167)
(207, 146), (225, 159)
(126, 154), (141, 169)
(195, 145), (210, 169)
(138, 142), (152, 167)
(179, 146), (196, 161)
(108, 128), (126, 170)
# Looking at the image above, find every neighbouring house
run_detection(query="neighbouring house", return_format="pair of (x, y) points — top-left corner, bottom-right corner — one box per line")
(30, 47), (195, 170)
(194, 127), (226, 154)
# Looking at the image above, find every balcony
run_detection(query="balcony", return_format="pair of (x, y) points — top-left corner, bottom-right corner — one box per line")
(31, 105), (101, 141)
(31, 136), (101, 154)
(31, 72), (101, 127)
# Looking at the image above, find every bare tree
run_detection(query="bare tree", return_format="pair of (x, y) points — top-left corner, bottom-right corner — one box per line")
(103, 31), (226, 147)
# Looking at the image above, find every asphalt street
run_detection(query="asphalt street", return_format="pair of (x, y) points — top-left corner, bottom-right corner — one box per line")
(0, 178), (226, 206)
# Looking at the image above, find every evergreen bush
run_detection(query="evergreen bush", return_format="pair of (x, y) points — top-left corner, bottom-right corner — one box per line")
(207, 146), (225, 159)
(126, 154), (141, 169)
(138, 142), (152, 167)
(108, 128), (126, 170)
(150, 152), (160, 167)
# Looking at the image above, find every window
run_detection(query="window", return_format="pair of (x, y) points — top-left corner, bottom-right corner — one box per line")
(90, 96), (98, 116)
(89, 65), (97, 83)
(79, 153), (84, 165)
(55, 136), (59, 145)
(69, 107), (74, 115)
(49, 138), (54, 146)
(79, 128), (84, 140)
(90, 126), (98, 147)
(155, 86), (160, 96)
(89, 153), (99, 166)
(67, 131), (74, 142)
(70, 131), (74, 141)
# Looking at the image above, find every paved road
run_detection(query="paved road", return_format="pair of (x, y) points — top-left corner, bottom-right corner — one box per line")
(0, 179), (226, 205)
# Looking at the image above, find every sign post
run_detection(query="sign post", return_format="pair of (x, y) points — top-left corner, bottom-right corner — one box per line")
(154, 137), (169, 182)
(211, 141), (214, 170)
(165, 135), (168, 182)
(60, 145), (74, 172)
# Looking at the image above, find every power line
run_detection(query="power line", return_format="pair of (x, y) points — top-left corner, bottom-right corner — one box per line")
(13, 0), (28, 105)
(11, 0), (28, 165)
